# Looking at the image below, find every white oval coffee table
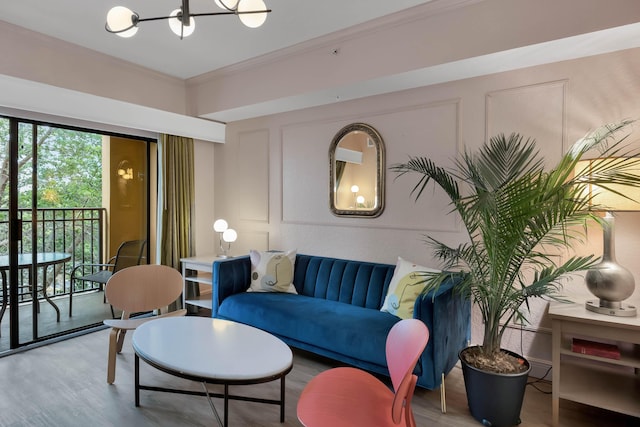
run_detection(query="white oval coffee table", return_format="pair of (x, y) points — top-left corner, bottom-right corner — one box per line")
(132, 317), (293, 427)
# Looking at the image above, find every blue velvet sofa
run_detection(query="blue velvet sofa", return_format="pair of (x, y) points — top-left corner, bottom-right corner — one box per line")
(211, 253), (470, 390)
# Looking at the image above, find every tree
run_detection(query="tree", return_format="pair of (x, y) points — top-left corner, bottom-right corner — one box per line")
(0, 118), (104, 269)
(0, 120), (102, 209)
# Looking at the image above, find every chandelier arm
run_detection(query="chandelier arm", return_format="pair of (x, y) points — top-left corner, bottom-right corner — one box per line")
(187, 11), (238, 18)
(112, 10), (272, 27)
(105, 22), (134, 34)
(190, 10), (271, 18)
(137, 11), (271, 22)
(136, 15), (178, 23)
(236, 9), (272, 16)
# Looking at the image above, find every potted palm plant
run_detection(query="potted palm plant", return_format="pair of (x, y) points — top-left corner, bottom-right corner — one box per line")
(391, 120), (640, 426)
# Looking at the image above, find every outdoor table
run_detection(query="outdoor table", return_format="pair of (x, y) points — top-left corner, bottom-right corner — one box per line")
(0, 252), (72, 323)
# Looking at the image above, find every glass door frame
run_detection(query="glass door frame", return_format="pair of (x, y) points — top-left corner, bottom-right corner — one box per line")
(2, 115), (154, 350)
(8, 118), (19, 349)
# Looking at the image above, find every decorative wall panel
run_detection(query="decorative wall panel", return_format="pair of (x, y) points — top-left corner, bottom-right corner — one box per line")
(237, 129), (269, 223)
(486, 80), (567, 164)
(281, 100), (460, 232)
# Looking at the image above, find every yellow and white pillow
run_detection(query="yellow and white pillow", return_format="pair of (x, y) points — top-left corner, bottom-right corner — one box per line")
(381, 257), (439, 319)
(248, 249), (297, 294)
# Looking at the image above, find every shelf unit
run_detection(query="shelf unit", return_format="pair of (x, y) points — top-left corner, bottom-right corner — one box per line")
(549, 303), (640, 426)
(180, 255), (220, 312)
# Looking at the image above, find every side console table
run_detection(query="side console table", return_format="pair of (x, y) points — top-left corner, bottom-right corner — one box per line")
(549, 302), (640, 426)
(180, 255), (221, 313)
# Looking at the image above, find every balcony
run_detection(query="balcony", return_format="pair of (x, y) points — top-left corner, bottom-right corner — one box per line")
(0, 207), (120, 351)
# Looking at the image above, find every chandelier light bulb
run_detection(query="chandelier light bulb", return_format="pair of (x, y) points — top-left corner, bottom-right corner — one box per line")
(238, 0), (268, 28)
(168, 8), (196, 37)
(106, 6), (139, 38)
(215, 0), (239, 10)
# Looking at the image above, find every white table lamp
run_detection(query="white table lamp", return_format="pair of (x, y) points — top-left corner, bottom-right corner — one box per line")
(221, 228), (237, 258)
(213, 219), (228, 257)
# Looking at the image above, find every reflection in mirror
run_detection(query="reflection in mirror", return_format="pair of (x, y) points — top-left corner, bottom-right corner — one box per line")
(329, 123), (385, 217)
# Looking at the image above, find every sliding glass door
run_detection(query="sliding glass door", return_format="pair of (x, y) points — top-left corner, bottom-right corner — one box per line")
(0, 116), (153, 351)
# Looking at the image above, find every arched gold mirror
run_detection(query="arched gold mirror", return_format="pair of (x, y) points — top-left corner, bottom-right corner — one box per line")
(329, 123), (385, 217)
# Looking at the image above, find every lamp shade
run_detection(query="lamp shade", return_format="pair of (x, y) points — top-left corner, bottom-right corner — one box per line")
(223, 228), (238, 243)
(238, 0), (268, 28)
(576, 158), (640, 211)
(168, 8), (196, 37)
(106, 6), (139, 37)
(213, 219), (228, 232)
(215, 0), (239, 10)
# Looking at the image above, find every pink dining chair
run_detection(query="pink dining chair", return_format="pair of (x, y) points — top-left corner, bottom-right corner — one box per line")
(297, 318), (429, 427)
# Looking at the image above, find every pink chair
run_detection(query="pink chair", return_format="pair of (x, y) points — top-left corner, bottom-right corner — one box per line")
(102, 264), (186, 384)
(297, 318), (429, 427)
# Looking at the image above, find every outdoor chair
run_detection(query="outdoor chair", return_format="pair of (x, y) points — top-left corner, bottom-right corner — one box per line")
(297, 318), (429, 427)
(69, 239), (146, 318)
(103, 264), (186, 384)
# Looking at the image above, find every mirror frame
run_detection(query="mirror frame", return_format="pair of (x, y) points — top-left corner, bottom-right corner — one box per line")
(329, 123), (385, 218)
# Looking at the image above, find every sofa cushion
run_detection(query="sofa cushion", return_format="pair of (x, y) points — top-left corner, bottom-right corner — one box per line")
(293, 255), (396, 309)
(248, 249), (297, 293)
(381, 257), (439, 319)
(217, 292), (399, 368)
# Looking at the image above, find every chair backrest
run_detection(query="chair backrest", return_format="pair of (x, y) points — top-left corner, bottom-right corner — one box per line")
(112, 239), (146, 273)
(386, 319), (429, 425)
(105, 264), (183, 314)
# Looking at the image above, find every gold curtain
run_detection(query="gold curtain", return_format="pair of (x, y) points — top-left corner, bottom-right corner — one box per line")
(160, 134), (195, 269)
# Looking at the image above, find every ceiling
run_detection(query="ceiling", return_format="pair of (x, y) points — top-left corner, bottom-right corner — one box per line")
(2, 0), (640, 136)
(0, 0), (432, 79)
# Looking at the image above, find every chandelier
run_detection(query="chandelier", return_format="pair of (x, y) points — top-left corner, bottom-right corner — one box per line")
(106, 0), (271, 39)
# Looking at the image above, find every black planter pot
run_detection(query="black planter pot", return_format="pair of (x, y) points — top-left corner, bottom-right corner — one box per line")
(459, 346), (531, 427)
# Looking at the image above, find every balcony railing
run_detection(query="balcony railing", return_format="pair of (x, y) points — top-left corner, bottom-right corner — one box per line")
(0, 208), (106, 303)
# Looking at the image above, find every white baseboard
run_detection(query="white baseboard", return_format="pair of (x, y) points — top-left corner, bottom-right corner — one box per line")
(526, 356), (552, 381)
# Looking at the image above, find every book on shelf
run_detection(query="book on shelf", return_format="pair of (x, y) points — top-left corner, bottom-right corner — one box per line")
(571, 338), (621, 360)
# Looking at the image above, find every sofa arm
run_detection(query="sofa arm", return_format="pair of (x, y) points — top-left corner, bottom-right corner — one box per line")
(211, 256), (251, 317)
(413, 277), (471, 389)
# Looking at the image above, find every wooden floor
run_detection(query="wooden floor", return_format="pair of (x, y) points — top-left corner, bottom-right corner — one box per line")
(0, 319), (637, 427)
(0, 291), (119, 352)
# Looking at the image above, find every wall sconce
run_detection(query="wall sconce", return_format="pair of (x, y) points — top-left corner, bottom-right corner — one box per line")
(117, 160), (134, 180)
(577, 158), (640, 317)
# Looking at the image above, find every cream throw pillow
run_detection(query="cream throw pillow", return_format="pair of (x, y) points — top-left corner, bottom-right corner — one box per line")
(248, 250), (297, 294)
(381, 257), (439, 319)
